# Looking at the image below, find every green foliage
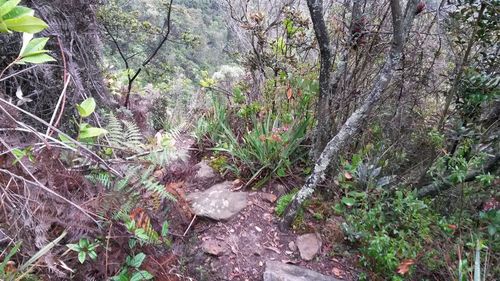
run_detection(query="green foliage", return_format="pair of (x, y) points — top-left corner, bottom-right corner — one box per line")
(76, 98), (108, 141)
(98, 0), (231, 102)
(0, 0), (54, 80)
(457, 70), (499, 122)
(345, 190), (446, 280)
(0, 0), (47, 33)
(17, 35), (55, 64)
(66, 238), (100, 264)
(10, 146), (34, 164)
(275, 190), (298, 217)
(1, 232), (67, 280)
(124, 217), (162, 245)
(111, 252), (154, 281)
(205, 92), (311, 186)
(0, 242), (21, 277)
(76, 97), (96, 117)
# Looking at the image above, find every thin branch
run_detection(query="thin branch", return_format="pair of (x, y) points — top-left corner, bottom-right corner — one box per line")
(0, 98), (123, 177)
(417, 154), (500, 198)
(0, 66), (37, 82)
(124, 0), (174, 108)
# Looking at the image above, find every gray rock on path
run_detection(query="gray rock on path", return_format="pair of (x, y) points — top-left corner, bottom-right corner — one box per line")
(194, 160), (217, 180)
(186, 181), (248, 220)
(296, 233), (322, 261)
(264, 261), (341, 281)
(201, 238), (226, 256)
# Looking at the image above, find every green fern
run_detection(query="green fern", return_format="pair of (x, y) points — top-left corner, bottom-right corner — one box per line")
(123, 120), (143, 148)
(105, 113), (143, 152)
(105, 113), (126, 148)
(91, 116), (183, 243)
(86, 171), (112, 189)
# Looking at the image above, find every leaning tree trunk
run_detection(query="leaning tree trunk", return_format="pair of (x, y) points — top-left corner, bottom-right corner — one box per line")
(280, 0), (421, 229)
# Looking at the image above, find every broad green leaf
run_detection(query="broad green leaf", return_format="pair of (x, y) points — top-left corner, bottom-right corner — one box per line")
(66, 244), (81, 252)
(11, 147), (26, 163)
(19, 32), (33, 55)
(79, 126), (108, 139)
(88, 251), (97, 260)
(20, 37), (49, 57)
(2, 6), (33, 19)
(131, 270), (154, 281)
(341, 197), (356, 207)
(4, 15), (48, 33)
(18, 53), (55, 64)
(127, 253), (146, 268)
(128, 238), (137, 249)
(79, 238), (89, 248)
(276, 167), (286, 177)
(77, 97), (96, 117)
(0, 0), (21, 17)
(58, 134), (76, 147)
(78, 251), (86, 264)
(0, 19), (8, 32)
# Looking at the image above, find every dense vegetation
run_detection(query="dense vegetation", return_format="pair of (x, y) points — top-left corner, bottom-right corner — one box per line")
(0, 0), (498, 280)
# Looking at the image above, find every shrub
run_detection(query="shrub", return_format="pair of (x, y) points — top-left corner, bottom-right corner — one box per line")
(345, 190), (448, 280)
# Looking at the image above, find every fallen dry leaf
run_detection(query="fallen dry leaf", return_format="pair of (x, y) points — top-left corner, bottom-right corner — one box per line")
(344, 172), (353, 180)
(332, 267), (344, 278)
(397, 259), (415, 275)
(287, 86), (293, 100)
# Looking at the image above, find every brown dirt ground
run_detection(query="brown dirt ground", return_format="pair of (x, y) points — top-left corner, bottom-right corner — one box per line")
(152, 137), (358, 281)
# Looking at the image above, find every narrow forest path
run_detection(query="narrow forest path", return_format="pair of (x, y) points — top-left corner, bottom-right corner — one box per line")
(148, 134), (357, 281)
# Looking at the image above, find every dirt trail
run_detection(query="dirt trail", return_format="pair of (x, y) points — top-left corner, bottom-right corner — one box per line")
(152, 135), (356, 281)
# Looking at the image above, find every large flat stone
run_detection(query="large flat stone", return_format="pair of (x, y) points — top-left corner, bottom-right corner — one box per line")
(296, 233), (322, 261)
(186, 181), (248, 220)
(263, 261), (341, 281)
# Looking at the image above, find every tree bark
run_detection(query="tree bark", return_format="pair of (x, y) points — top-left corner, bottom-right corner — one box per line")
(280, 0), (421, 230)
(309, 0), (362, 159)
(307, 0), (333, 159)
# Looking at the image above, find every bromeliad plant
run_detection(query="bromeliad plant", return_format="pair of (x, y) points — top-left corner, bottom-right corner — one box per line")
(201, 76), (315, 187)
(209, 96), (311, 187)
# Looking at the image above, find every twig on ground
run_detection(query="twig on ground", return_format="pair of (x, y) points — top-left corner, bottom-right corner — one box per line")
(183, 214), (197, 236)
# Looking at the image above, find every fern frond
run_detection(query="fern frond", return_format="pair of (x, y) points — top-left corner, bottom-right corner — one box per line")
(142, 177), (176, 201)
(86, 171), (112, 189)
(123, 120), (143, 148)
(106, 113), (125, 148)
(115, 165), (141, 190)
(167, 126), (183, 143)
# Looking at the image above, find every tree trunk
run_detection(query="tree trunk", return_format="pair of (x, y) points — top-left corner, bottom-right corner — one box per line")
(309, 0), (363, 159)
(280, 0), (421, 230)
(307, 0), (333, 159)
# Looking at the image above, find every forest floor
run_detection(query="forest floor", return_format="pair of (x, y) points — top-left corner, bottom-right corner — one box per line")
(145, 135), (358, 281)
